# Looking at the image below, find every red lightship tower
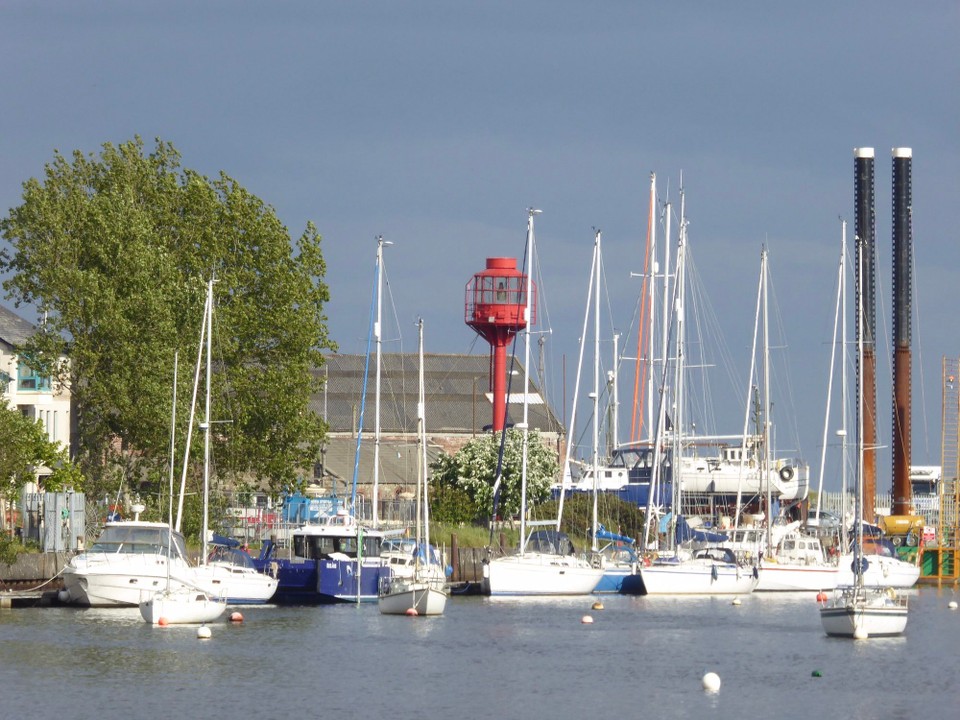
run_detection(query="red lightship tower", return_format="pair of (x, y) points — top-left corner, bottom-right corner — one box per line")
(464, 239), (537, 432)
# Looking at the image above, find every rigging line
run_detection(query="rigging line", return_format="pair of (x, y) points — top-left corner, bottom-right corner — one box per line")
(175, 284), (210, 533)
(816, 228), (845, 511)
(529, 234), (554, 402)
(557, 232), (598, 533)
(377, 262), (411, 436)
(488, 217), (532, 544)
(350, 257), (379, 513)
(909, 224), (930, 458)
(766, 260), (804, 456)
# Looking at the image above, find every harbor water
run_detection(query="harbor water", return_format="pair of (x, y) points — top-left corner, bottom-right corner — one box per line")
(2, 587), (958, 718)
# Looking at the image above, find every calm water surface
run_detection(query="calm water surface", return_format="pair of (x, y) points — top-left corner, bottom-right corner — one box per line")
(2, 587), (958, 719)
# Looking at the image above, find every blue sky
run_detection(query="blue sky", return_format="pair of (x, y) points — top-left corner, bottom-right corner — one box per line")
(2, 2), (957, 490)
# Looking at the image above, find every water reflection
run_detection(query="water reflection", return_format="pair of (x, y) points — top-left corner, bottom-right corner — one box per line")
(1, 588), (957, 719)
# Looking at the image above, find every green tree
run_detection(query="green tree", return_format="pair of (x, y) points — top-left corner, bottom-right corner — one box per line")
(0, 400), (83, 538)
(430, 429), (559, 524)
(536, 493), (646, 548)
(0, 137), (335, 511)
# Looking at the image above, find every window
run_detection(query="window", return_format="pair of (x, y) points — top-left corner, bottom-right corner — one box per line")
(17, 363), (51, 392)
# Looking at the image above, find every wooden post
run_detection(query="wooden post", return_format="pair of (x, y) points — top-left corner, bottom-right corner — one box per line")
(450, 533), (460, 583)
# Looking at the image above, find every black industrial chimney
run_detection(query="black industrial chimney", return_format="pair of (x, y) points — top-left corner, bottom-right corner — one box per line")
(891, 147), (913, 516)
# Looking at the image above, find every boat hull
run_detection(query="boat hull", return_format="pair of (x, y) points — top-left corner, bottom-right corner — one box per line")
(835, 554), (920, 589)
(62, 556), (192, 607)
(640, 560), (758, 595)
(755, 562), (839, 592)
(192, 563), (278, 604)
(819, 587), (908, 637)
(139, 590), (227, 625)
(486, 553), (603, 596)
(378, 580), (447, 616)
(593, 567), (645, 594)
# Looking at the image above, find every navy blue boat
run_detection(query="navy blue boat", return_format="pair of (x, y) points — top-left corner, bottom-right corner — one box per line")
(254, 510), (388, 604)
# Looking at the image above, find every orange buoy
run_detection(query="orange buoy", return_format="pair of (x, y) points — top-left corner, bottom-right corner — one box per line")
(816, 592), (828, 603)
(158, 617), (169, 627)
(229, 612), (244, 623)
(405, 608), (419, 617)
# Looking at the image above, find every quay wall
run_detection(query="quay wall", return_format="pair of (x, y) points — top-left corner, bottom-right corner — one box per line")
(0, 552), (71, 589)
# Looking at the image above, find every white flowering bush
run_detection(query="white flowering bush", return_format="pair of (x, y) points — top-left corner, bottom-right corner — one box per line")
(431, 429), (558, 524)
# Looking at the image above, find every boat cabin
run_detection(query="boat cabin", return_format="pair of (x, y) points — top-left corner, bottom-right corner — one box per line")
(90, 521), (188, 559)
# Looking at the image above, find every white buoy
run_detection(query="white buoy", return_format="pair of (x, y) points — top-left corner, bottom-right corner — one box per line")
(592, 600), (604, 610)
(853, 626), (868, 640)
(731, 597), (741, 606)
(702, 672), (721, 692)
(948, 600), (958, 610)
(197, 625), (212, 639)
(581, 615), (594, 624)
(57, 590), (70, 604)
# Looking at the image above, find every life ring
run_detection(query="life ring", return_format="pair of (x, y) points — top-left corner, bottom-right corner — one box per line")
(642, 556), (652, 567)
(779, 465), (795, 482)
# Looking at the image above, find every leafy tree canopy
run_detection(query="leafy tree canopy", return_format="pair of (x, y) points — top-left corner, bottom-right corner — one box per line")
(430, 429), (559, 524)
(0, 400), (82, 512)
(0, 137), (336, 504)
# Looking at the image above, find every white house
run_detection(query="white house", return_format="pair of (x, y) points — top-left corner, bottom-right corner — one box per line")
(0, 305), (71, 459)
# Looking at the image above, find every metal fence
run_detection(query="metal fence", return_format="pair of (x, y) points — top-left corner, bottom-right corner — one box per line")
(817, 491), (939, 525)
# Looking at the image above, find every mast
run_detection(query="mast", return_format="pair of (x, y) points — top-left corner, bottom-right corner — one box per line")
(660, 200), (673, 439)
(201, 277), (213, 564)
(609, 333), (619, 456)
(175, 283), (209, 532)
(670, 187), (687, 539)
(417, 318), (426, 567)
(591, 230), (601, 553)
(647, 174), (658, 440)
(557, 235), (597, 533)
(518, 208), (539, 555)
(840, 222), (849, 553)
(631, 172), (657, 443)
(815, 222), (846, 521)
(373, 235), (389, 528)
(165, 352), (178, 592)
(761, 249), (773, 557)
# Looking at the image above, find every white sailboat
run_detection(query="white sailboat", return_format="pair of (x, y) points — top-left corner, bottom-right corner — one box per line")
(175, 278), (277, 605)
(820, 234), (907, 638)
(140, 350), (227, 625)
(578, 230), (641, 593)
(486, 209), (603, 596)
(754, 248), (839, 592)
(639, 188), (758, 596)
(379, 319), (448, 616)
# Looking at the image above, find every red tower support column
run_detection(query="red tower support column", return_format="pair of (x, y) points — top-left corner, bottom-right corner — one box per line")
(465, 258), (535, 432)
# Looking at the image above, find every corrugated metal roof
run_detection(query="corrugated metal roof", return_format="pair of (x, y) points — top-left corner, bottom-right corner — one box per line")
(317, 436), (445, 494)
(312, 353), (564, 436)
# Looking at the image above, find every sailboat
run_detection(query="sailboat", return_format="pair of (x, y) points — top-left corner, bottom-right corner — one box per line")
(140, 350), (227, 625)
(638, 189), (758, 596)
(819, 235), (908, 638)
(576, 230), (642, 594)
(378, 319), (448, 616)
(485, 210), (604, 596)
(753, 248), (839, 592)
(175, 278), (277, 605)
